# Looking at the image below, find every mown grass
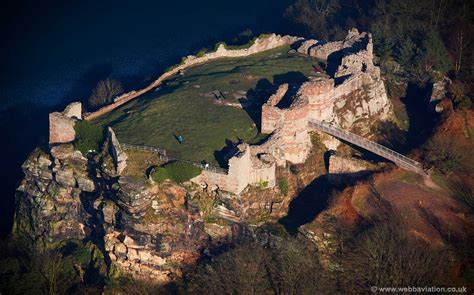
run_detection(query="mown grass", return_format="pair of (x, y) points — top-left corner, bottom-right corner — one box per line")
(74, 120), (104, 155)
(93, 45), (315, 165)
(152, 162), (202, 183)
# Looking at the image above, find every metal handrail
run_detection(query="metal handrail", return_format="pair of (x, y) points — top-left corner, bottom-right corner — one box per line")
(309, 120), (426, 175)
(121, 142), (228, 175)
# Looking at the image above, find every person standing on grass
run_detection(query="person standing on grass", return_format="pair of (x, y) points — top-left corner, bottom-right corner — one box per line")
(177, 135), (184, 144)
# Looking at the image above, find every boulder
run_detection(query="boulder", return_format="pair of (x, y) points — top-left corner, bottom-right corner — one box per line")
(76, 176), (95, 192)
(63, 102), (82, 119)
(108, 127), (127, 174)
(55, 168), (76, 187)
(48, 102), (82, 144)
(50, 144), (75, 160)
(49, 112), (76, 144)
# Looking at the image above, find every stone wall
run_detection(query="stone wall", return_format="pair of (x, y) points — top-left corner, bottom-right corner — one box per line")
(261, 83), (288, 133)
(258, 29), (392, 166)
(84, 34), (299, 121)
(307, 28), (368, 60)
(49, 102), (82, 144)
(191, 144), (276, 194)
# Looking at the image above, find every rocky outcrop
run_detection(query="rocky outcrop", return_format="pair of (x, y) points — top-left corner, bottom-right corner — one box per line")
(15, 139), (213, 283)
(14, 29), (399, 286)
(327, 154), (377, 185)
(107, 127), (127, 174)
(430, 77), (452, 112)
(99, 181), (210, 283)
(14, 144), (93, 246)
(297, 39), (319, 55)
(49, 102), (82, 144)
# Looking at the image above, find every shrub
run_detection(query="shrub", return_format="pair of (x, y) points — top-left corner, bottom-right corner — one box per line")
(278, 178), (289, 196)
(152, 162), (201, 183)
(449, 81), (472, 110)
(74, 121), (104, 155)
(448, 180), (474, 210)
(195, 48), (208, 58)
(425, 135), (466, 174)
(88, 78), (124, 109)
(151, 167), (169, 183)
(259, 180), (269, 189)
(289, 165), (299, 175)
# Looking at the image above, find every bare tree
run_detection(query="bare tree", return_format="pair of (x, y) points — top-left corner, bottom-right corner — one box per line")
(338, 223), (450, 292)
(88, 78), (124, 109)
(187, 243), (271, 294)
(34, 251), (63, 295)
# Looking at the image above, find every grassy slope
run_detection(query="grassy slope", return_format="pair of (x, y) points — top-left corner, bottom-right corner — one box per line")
(93, 45), (315, 164)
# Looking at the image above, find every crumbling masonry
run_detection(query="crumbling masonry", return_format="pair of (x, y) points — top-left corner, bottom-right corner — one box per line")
(192, 29), (392, 194)
(49, 29), (392, 195)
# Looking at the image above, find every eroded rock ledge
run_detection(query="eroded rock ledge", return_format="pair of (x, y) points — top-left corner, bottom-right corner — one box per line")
(15, 29), (393, 284)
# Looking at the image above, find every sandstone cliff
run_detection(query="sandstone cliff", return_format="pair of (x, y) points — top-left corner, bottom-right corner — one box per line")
(13, 29), (397, 285)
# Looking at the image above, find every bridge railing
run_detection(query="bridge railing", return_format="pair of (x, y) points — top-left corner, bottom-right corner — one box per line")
(309, 120), (426, 175)
(121, 142), (228, 175)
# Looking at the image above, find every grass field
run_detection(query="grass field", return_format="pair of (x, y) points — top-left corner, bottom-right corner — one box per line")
(93, 45), (316, 165)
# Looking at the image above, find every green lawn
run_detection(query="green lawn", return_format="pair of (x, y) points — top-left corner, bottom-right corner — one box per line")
(93, 45), (315, 165)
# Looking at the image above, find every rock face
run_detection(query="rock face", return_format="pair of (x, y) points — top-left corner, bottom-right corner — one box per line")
(107, 127), (127, 174)
(14, 140), (212, 283)
(15, 145), (93, 246)
(430, 77), (451, 112)
(14, 30), (396, 286)
(327, 154), (377, 185)
(49, 102), (82, 144)
(100, 180), (210, 283)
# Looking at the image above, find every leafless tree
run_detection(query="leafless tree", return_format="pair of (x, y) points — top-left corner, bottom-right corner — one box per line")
(88, 78), (124, 109)
(338, 223), (450, 292)
(187, 243), (272, 294)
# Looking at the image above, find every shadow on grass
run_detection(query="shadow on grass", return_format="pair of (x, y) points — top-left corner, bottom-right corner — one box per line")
(242, 71), (308, 131)
(214, 139), (241, 169)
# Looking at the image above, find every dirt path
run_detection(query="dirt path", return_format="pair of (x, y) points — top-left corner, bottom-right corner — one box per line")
(422, 175), (443, 191)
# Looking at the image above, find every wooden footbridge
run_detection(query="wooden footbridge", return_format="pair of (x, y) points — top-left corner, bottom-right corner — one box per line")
(309, 120), (427, 175)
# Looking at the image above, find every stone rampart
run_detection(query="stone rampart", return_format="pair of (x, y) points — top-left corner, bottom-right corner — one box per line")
(306, 28), (367, 60)
(84, 34), (299, 121)
(191, 143), (276, 194)
(261, 84), (289, 133)
(259, 29), (391, 166)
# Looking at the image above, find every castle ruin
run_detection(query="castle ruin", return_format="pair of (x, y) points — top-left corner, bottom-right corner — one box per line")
(49, 29), (392, 195)
(192, 29), (392, 194)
